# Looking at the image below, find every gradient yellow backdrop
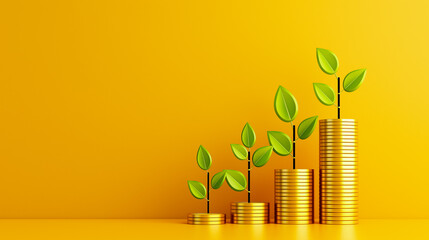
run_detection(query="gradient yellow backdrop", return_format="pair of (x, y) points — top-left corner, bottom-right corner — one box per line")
(0, 0), (428, 219)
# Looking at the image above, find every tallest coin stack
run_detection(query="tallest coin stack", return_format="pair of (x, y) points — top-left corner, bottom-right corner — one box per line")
(319, 119), (358, 225)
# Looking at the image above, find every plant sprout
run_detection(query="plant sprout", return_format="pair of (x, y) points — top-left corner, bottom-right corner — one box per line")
(187, 145), (212, 213)
(269, 86), (318, 169)
(230, 123), (274, 202)
(314, 48), (367, 118)
(187, 146), (247, 213)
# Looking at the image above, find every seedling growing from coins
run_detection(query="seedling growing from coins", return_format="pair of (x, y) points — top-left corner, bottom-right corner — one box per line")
(314, 48), (367, 119)
(187, 146), (247, 213)
(230, 123), (273, 203)
(269, 86), (318, 169)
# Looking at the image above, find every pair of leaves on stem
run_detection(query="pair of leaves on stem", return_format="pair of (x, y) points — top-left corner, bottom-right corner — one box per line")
(231, 144), (273, 167)
(315, 48), (367, 105)
(267, 116), (318, 156)
(211, 169), (247, 191)
(187, 169), (248, 199)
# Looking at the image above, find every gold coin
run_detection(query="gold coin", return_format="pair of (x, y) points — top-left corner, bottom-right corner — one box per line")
(275, 169), (313, 173)
(187, 221), (225, 225)
(274, 216), (313, 221)
(320, 153), (358, 158)
(187, 213), (225, 218)
(320, 181), (358, 185)
(275, 220), (313, 224)
(275, 193), (314, 197)
(275, 207), (313, 211)
(274, 178), (313, 186)
(320, 121), (357, 125)
(274, 195), (313, 200)
(231, 207), (269, 210)
(322, 212), (358, 217)
(274, 176), (313, 179)
(321, 216), (359, 220)
(320, 177), (357, 182)
(274, 189), (313, 193)
(321, 200), (358, 205)
(320, 165), (358, 170)
(275, 211), (313, 216)
(231, 211), (269, 215)
(232, 220), (268, 224)
(274, 204), (314, 208)
(274, 185), (313, 190)
(320, 133), (358, 137)
(231, 213), (268, 217)
(231, 215), (269, 221)
(321, 196), (358, 200)
(320, 169), (358, 173)
(320, 158), (357, 163)
(320, 138), (357, 142)
(231, 202), (268, 207)
(320, 162), (358, 166)
(320, 147), (358, 151)
(320, 173), (357, 177)
(321, 208), (358, 213)
(320, 144), (358, 148)
(187, 217), (226, 221)
(320, 190), (358, 194)
(320, 150), (358, 154)
(274, 174), (314, 177)
(275, 200), (313, 204)
(187, 219), (226, 222)
(320, 122), (357, 126)
(320, 193), (358, 198)
(321, 184), (358, 188)
(321, 204), (358, 209)
(231, 208), (269, 212)
(320, 128), (358, 131)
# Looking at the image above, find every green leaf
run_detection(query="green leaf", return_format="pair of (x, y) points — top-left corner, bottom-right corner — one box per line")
(196, 145), (212, 170)
(187, 180), (206, 199)
(274, 86), (298, 122)
(298, 116), (319, 140)
(343, 69), (367, 92)
(231, 144), (248, 160)
(241, 123), (256, 148)
(267, 131), (292, 156)
(316, 48), (339, 75)
(252, 146), (273, 167)
(313, 83), (336, 106)
(211, 170), (227, 189)
(225, 170), (247, 191)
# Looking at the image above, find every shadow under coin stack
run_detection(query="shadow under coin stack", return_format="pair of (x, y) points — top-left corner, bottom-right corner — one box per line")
(231, 202), (269, 224)
(274, 169), (314, 224)
(187, 213), (226, 225)
(319, 119), (358, 225)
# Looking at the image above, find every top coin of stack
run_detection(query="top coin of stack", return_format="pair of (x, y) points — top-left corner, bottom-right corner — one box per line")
(274, 169), (314, 224)
(187, 213), (226, 225)
(319, 119), (358, 225)
(231, 202), (269, 224)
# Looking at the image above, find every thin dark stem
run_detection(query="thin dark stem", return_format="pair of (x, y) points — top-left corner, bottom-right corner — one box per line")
(293, 125), (296, 169)
(247, 151), (251, 203)
(337, 77), (341, 119)
(207, 171), (209, 213)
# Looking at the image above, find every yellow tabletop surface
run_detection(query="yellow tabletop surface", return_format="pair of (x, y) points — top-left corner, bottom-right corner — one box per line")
(0, 219), (427, 240)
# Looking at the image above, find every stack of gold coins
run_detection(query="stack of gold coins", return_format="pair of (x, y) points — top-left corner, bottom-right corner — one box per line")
(187, 213), (226, 225)
(274, 169), (314, 224)
(319, 119), (358, 225)
(231, 202), (269, 224)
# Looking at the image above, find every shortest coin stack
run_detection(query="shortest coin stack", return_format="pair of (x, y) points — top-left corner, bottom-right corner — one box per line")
(187, 213), (226, 225)
(231, 202), (269, 224)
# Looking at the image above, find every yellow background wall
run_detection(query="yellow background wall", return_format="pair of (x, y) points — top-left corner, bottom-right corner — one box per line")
(0, 0), (428, 218)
